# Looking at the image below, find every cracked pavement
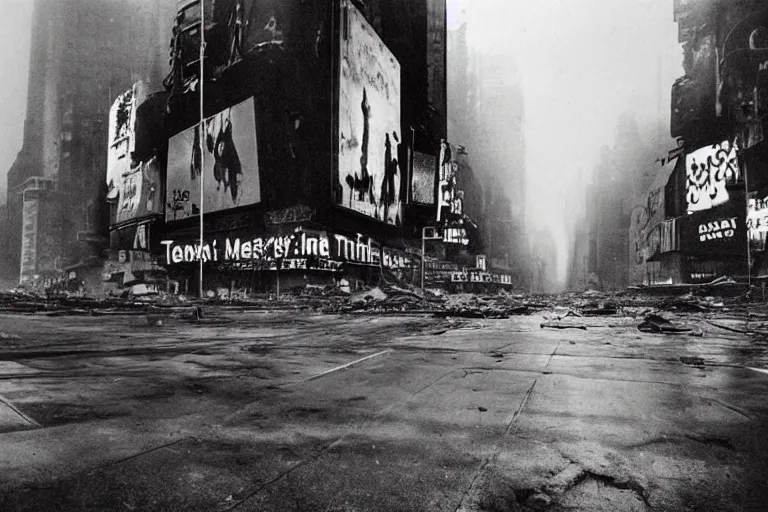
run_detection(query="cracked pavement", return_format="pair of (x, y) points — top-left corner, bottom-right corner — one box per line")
(0, 308), (766, 511)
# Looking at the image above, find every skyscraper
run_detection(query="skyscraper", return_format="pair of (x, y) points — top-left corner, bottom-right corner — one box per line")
(7, 0), (175, 285)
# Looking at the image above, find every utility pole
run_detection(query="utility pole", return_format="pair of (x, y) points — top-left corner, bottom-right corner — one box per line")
(746, 156), (752, 288)
(198, 0), (206, 299)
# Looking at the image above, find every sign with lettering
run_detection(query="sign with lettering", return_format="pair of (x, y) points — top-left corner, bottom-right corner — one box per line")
(160, 228), (416, 272)
(443, 227), (469, 245)
(684, 195), (747, 257)
(698, 217), (737, 241)
(449, 272), (513, 285)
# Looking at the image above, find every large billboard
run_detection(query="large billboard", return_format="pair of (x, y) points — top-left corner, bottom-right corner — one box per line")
(338, 0), (403, 225)
(166, 97), (260, 221)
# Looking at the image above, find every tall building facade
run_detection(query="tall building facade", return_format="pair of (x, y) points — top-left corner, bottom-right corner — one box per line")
(625, 0), (768, 287)
(447, 18), (528, 286)
(102, 0), (513, 296)
(7, 0), (175, 285)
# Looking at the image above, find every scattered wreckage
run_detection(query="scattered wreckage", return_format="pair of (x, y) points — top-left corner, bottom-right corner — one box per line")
(1, 281), (767, 340)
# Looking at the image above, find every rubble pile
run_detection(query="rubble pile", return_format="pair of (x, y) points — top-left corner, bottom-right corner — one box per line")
(0, 284), (766, 334)
(325, 286), (441, 314)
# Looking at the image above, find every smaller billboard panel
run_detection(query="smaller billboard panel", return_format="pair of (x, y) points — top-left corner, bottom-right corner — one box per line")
(116, 157), (162, 223)
(685, 195), (747, 257)
(685, 140), (739, 213)
(166, 97), (260, 222)
(411, 152), (436, 204)
(107, 82), (146, 200)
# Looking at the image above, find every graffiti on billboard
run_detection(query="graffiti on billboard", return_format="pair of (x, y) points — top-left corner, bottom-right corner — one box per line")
(166, 97), (260, 221)
(116, 157), (162, 223)
(411, 151), (436, 204)
(338, 0), (403, 225)
(107, 82), (146, 201)
(685, 140), (739, 212)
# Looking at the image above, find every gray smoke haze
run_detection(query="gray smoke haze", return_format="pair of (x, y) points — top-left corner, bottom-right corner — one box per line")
(448, 0), (683, 287)
(0, 0), (33, 204)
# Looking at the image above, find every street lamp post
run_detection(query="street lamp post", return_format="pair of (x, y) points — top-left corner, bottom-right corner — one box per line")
(198, 0), (206, 299)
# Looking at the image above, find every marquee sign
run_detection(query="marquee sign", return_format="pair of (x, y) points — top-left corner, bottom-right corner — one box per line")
(160, 228), (416, 271)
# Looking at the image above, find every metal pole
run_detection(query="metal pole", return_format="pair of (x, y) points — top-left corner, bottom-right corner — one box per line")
(276, 223), (281, 300)
(421, 227), (426, 290)
(745, 156), (751, 287)
(409, 127), (415, 204)
(198, 0), (206, 299)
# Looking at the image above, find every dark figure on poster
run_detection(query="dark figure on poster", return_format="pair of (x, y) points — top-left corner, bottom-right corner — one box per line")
(207, 113), (243, 201)
(191, 124), (202, 180)
(346, 88), (375, 204)
(380, 131), (400, 217)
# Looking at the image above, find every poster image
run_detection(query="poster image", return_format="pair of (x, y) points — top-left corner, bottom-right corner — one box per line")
(166, 97), (260, 222)
(338, 0), (403, 225)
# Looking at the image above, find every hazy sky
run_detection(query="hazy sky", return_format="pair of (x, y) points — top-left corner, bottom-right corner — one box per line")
(0, 0), (32, 199)
(448, 0), (683, 283)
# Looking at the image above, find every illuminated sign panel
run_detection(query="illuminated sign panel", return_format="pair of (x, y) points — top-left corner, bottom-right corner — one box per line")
(160, 228), (416, 272)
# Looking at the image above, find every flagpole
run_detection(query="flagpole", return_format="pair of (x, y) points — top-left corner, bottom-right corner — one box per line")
(198, 0), (206, 299)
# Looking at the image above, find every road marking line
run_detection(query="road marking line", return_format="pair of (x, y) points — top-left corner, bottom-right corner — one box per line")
(290, 349), (393, 385)
(0, 394), (41, 427)
(746, 367), (768, 376)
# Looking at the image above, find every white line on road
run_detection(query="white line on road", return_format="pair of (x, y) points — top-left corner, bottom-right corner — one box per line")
(289, 349), (393, 385)
(746, 367), (768, 376)
(0, 394), (41, 427)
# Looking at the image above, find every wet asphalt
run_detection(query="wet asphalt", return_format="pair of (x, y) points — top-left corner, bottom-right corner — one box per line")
(0, 309), (766, 511)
